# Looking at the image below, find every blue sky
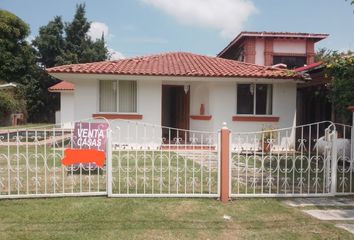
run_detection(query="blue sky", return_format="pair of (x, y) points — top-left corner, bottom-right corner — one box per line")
(1, 0), (353, 58)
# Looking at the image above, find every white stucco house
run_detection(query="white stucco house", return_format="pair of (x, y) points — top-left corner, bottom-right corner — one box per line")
(47, 52), (303, 136)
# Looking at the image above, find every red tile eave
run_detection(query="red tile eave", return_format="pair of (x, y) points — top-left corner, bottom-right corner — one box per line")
(294, 62), (324, 72)
(48, 70), (302, 80)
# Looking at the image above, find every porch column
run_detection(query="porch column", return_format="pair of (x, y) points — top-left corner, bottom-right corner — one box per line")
(220, 123), (230, 203)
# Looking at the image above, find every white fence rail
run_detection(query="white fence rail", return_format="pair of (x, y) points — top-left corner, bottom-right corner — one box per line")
(108, 120), (219, 197)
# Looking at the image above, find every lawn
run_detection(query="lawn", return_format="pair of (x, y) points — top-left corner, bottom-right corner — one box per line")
(0, 197), (352, 240)
(0, 123), (53, 130)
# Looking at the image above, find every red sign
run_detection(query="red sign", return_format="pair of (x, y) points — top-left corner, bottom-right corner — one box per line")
(62, 149), (105, 167)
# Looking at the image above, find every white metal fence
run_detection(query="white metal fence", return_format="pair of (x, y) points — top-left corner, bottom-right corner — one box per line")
(230, 121), (353, 197)
(0, 118), (352, 200)
(107, 120), (220, 197)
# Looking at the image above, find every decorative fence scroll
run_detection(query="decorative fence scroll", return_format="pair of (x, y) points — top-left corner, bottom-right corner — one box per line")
(230, 121), (353, 197)
(108, 120), (219, 197)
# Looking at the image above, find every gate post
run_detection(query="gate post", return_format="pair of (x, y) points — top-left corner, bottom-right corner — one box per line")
(220, 123), (230, 203)
(106, 128), (113, 196)
(330, 130), (338, 195)
(349, 106), (354, 165)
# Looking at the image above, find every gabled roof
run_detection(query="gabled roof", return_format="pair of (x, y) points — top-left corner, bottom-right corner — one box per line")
(48, 81), (75, 92)
(294, 62), (324, 73)
(47, 52), (302, 80)
(218, 31), (329, 57)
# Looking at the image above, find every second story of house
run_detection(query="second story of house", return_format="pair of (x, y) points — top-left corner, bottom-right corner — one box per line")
(217, 31), (329, 69)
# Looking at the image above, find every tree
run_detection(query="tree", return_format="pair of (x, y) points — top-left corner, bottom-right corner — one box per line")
(29, 4), (109, 122)
(326, 54), (354, 121)
(62, 4), (108, 64)
(315, 48), (336, 62)
(32, 16), (65, 68)
(34, 3), (108, 67)
(0, 9), (36, 84)
(0, 10), (35, 123)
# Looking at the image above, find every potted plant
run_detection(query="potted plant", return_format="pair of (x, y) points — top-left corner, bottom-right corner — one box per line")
(261, 125), (277, 152)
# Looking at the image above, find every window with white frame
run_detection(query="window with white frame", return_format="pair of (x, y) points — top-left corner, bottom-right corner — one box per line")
(99, 80), (137, 113)
(236, 84), (273, 115)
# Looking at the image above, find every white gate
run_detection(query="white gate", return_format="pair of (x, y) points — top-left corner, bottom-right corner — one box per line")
(107, 120), (220, 197)
(229, 121), (353, 197)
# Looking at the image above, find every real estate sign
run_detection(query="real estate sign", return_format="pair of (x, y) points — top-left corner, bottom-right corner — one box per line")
(73, 122), (109, 151)
(61, 122), (109, 167)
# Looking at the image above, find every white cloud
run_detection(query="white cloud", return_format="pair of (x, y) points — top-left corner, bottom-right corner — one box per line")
(88, 22), (109, 40)
(109, 48), (125, 60)
(141, 0), (257, 38)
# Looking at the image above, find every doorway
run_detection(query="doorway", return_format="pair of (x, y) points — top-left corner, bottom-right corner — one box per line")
(161, 85), (190, 142)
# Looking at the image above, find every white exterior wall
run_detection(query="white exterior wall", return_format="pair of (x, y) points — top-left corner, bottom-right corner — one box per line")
(189, 83), (213, 132)
(60, 77), (297, 138)
(272, 82), (297, 129)
(273, 39), (306, 54)
(137, 80), (162, 125)
(71, 79), (97, 121)
(60, 92), (74, 128)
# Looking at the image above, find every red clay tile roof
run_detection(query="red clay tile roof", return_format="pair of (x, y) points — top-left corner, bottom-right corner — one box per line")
(47, 52), (301, 80)
(294, 62), (324, 72)
(218, 31), (329, 57)
(48, 81), (75, 92)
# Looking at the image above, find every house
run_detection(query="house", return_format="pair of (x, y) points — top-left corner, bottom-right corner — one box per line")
(217, 31), (331, 126)
(217, 31), (328, 69)
(48, 80), (75, 128)
(47, 52), (303, 137)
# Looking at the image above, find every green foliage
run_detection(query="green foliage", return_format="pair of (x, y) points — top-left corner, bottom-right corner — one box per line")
(32, 16), (64, 68)
(0, 90), (17, 113)
(0, 86), (26, 115)
(326, 54), (354, 121)
(0, 9), (36, 84)
(33, 4), (108, 67)
(315, 48), (336, 62)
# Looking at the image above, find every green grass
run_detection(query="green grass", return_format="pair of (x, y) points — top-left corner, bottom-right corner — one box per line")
(111, 151), (218, 195)
(0, 123), (53, 130)
(0, 197), (353, 240)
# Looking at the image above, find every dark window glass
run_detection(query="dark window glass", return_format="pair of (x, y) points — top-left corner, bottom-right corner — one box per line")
(237, 84), (273, 115)
(237, 84), (254, 114)
(273, 56), (307, 69)
(256, 84), (272, 114)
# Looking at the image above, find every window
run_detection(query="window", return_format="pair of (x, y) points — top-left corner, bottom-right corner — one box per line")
(273, 56), (307, 69)
(99, 80), (137, 113)
(237, 84), (273, 115)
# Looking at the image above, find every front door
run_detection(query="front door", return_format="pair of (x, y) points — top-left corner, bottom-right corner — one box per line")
(161, 85), (190, 142)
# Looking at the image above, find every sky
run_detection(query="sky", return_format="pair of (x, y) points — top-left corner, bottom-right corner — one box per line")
(1, 0), (354, 59)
